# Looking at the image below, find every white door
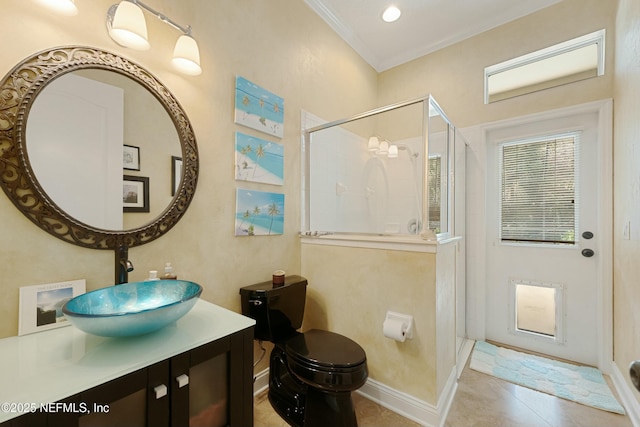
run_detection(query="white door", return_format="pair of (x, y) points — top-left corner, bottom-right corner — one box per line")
(484, 109), (603, 366)
(27, 73), (124, 229)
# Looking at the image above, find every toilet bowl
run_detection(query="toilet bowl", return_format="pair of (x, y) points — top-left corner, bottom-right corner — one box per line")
(240, 276), (368, 427)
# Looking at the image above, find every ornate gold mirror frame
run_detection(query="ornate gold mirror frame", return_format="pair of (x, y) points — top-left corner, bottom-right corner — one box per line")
(0, 46), (198, 250)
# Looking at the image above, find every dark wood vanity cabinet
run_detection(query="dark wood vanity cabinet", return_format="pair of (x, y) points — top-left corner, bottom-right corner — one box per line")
(2, 327), (254, 427)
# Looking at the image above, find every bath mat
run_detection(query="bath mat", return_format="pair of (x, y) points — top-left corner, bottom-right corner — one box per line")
(470, 341), (625, 414)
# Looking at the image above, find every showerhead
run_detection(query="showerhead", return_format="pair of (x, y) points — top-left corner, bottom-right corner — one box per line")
(394, 144), (419, 159)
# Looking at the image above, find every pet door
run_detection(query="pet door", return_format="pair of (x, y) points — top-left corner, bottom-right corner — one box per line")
(510, 280), (564, 343)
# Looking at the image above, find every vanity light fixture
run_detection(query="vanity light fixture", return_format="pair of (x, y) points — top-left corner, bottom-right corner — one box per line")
(107, 1), (150, 50)
(172, 34), (202, 76)
(368, 136), (380, 152)
(382, 5), (401, 23)
(34, 0), (78, 16)
(107, 0), (202, 76)
(368, 137), (393, 156)
(387, 144), (399, 158)
(378, 140), (389, 155)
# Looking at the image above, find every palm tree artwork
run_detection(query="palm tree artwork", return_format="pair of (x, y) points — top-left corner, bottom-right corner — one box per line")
(234, 76), (284, 138)
(235, 132), (284, 186)
(268, 202), (280, 235)
(235, 189), (284, 236)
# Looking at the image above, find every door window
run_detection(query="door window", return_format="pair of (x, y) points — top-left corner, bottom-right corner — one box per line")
(499, 133), (579, 245)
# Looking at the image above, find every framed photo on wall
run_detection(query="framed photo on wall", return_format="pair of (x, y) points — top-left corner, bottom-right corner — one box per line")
(123, 145), (140, 171)
(123, 175), (149, 212)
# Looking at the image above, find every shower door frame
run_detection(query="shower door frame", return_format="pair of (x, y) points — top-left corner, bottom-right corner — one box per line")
(301, 95), (456, 240)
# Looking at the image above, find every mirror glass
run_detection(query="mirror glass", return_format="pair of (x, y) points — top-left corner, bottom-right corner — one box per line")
(26, 70), (181, 230)
(0, 46), (198, 250)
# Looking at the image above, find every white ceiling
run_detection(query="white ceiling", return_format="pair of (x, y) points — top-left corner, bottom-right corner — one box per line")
(304, 0), (562, 72)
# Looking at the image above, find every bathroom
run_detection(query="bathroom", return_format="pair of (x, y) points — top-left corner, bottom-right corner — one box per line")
(2, 0), (640, 426)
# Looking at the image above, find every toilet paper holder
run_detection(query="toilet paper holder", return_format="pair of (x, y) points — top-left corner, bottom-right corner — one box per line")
(384, 311), (414, 340)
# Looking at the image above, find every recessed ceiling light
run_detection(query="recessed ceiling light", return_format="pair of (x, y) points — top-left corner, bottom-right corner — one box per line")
(382, 5), (401, 23)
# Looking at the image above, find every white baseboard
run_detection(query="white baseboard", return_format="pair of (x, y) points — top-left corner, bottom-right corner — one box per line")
(357, 368), (458, 427)
(253, 367), (270, 396)
(254, 366), (458, 427)
(457, 338), (475, 378)
(611, 362), (640, 427)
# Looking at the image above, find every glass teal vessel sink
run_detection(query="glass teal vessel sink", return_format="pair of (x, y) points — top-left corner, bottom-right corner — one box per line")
(63, 280), (202, 337)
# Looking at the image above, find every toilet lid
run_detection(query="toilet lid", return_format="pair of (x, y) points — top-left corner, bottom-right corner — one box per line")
(285, 329), (367, 369)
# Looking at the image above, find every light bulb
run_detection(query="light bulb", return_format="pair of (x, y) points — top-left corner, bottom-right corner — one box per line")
(382, 6), (401, 23)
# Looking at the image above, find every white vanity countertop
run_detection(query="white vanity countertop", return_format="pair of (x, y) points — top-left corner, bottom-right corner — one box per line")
(0, 300), (255, 423)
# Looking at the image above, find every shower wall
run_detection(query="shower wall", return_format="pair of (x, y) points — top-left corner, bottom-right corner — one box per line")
(306, 120), (424, 234)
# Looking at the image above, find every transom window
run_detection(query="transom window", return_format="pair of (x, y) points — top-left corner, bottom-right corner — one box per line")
(499, 133), (579, 244)
(484, 29), (605, 103)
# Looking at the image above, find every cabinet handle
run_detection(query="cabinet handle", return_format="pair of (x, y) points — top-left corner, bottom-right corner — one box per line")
(176, 373), (190, 388)
(154, 384), (168, 399)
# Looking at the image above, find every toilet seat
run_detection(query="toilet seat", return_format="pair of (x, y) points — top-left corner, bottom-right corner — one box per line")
(284, 329), (368, 391)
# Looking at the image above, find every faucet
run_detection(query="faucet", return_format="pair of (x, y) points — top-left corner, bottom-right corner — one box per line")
(115, 245), (134, 285)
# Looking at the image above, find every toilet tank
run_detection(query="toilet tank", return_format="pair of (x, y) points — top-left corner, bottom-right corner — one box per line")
(239, 275), (308, 342)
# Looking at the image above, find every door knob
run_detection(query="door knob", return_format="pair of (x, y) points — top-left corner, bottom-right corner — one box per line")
(582, 248), (595, 257)
(582, 231), (594, 239)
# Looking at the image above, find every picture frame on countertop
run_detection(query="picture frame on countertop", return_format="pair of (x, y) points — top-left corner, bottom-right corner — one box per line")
(18, 279), (86, 336)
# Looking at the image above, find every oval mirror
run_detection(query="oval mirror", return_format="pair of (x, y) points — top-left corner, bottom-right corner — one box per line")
(0, 46), (198, 250)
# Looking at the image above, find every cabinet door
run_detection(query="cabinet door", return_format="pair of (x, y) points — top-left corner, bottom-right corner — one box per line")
(169, 328), (254, 427)
(171, 337), (231, 427)
(47, 360), (170, 427)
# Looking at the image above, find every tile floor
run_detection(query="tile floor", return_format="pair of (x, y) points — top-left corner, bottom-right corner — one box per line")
(254, 388), (421, 427)
(254, 366), (633, 427)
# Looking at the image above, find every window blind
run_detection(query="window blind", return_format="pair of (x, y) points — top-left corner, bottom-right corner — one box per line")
(500, 133), (578, 244)
(428, 156), (441, 231)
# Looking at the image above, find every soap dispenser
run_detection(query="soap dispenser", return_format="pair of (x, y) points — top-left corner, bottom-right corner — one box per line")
(163, 262), (177, 280)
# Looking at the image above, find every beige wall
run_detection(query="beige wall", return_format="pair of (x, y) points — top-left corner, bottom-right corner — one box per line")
(300, 241), (458, 405)
(614, 0), (640, 404)
(3, 0), (638, 411)
(301, 243), (441, 403)
(377, 0), (616, 128)
(0, 0), (377, 339)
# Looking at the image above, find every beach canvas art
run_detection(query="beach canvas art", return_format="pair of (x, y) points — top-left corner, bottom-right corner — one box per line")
(235, 132), (284, 186)
(234, 76), (284, 138)
(235, 189), (284, 236)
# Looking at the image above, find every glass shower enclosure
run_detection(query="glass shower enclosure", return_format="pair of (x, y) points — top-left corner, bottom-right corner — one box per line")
(302, 95), (460, 239)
